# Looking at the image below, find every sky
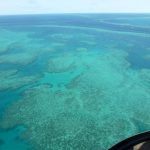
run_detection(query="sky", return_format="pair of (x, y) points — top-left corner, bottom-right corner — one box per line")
(0, 0), (150, 15)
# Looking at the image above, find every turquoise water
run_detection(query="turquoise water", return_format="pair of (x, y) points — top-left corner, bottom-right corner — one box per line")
(0, 14), (150, 150)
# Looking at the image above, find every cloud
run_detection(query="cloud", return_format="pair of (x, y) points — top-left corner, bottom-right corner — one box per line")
(0, 0), (150, 15)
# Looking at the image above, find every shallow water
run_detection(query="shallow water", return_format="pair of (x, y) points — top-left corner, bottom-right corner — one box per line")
(0, 14), (150, 150)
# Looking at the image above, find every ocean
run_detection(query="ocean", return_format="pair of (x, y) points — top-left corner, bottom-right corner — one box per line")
(0, 14), (150, 150)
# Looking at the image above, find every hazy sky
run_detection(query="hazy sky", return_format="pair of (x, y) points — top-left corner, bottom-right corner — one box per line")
(0, 0), (150, 15)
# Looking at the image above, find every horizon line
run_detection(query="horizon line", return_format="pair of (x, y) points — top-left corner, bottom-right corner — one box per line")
(0, 12), (150, 16)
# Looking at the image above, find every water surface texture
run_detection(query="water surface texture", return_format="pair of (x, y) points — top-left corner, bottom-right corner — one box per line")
(0, 14), (150, 150)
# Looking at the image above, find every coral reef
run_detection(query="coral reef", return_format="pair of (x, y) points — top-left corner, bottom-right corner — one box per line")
(48, 54), (76, 73)
(1, 17), (150, 150)
(1, 47), (150, 150)
(2, 49), (150, 150)
(47, 50), (102, 74)
(0, 70), (38, 91)
(0, 53), (37, 65)
(0, 84), (137, 150)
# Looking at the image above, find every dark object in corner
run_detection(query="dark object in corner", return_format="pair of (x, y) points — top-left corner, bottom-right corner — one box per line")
(109, 131), (150, 150)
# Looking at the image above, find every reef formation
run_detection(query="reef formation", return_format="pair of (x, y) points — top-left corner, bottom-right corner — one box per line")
(1, 49), (150, 150)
